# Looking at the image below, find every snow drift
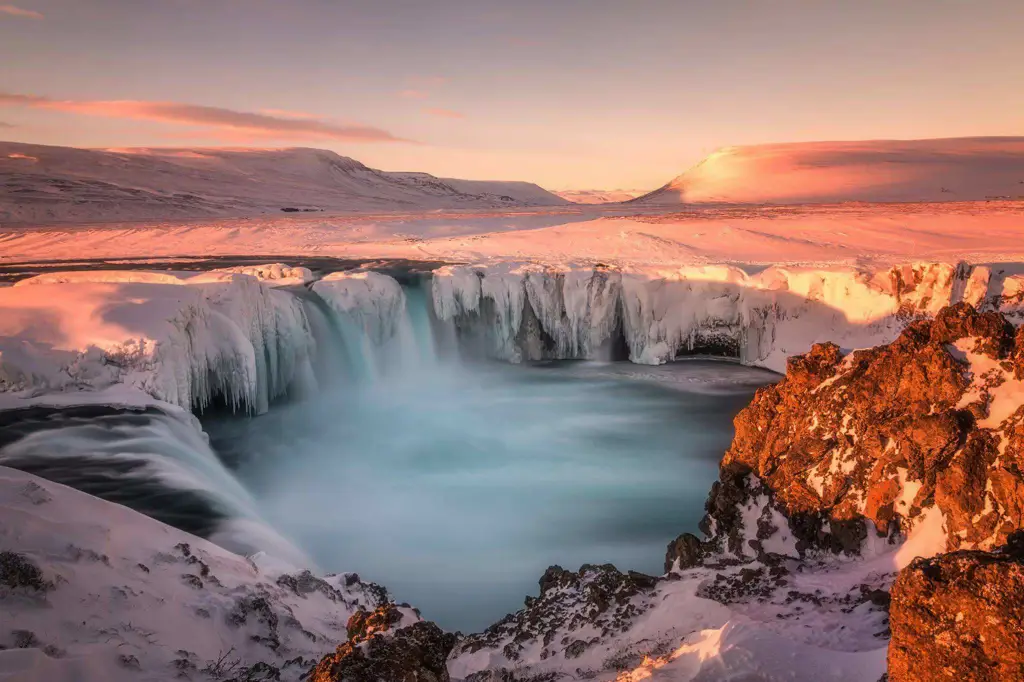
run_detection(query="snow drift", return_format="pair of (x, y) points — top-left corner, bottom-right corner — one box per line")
(633, 137), (1024, 205)
(0, 465), (395, 682)
(552, 188), (646, 204)
(0, 142), (568, 223)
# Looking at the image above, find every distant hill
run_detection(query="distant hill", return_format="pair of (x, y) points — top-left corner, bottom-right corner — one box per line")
(632, 137), (1024, 205)
(0, 142), (568, 223)
(552, 188), (646, 204)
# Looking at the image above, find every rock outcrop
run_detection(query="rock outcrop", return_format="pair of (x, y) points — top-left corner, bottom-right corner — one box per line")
(888, 532), (1024, 682)
(451, 564), (659, 673)
(309, 605), (455, 682)
(704, 303), (1024, 557)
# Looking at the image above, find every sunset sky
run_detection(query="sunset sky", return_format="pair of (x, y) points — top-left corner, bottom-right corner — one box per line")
(1, 0), (1022, 190)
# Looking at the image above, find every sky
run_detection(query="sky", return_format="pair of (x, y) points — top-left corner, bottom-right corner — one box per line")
(1, 0), (1022, 190)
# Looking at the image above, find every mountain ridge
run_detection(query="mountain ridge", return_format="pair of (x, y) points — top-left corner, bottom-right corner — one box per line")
(0, 142), (568, 223)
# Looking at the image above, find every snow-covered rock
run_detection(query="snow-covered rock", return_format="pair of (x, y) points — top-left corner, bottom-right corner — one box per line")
(212, 263), (315, 288)
(0, 466), (388, 682)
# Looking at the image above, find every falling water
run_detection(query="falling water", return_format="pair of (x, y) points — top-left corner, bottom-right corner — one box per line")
(206, 277), (777, 630)
(0, 273), (777, 632)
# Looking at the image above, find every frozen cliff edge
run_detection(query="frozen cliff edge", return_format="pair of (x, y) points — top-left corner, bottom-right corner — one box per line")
(0, 269), (319, 414)
(4, 260), (1023, 413)
(430, 261), (1017, 372)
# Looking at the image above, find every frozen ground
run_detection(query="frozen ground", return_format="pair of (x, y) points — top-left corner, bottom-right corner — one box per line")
(2, 201), (1023, 269)
(0, 465), (397, 682)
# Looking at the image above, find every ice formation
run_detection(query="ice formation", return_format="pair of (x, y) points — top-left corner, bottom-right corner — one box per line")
(431, 261), (1008, 372)
(0, 270), (316, 414)
(4, 260), (1021, 414)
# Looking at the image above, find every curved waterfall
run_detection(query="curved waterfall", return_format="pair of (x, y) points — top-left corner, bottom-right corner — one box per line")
(0, 267), (783, 628)
(0, 275), (446, 564)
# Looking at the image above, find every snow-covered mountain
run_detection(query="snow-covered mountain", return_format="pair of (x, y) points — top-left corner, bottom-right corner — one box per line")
(0, 142), (568, 223)
(632, 136), (1024, 205)
(552, 188), (646, 204)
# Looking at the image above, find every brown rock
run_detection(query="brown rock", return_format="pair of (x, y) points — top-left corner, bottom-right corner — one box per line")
(930, 302), (1013, 358)
(309, 620), (455, 682)
(710, 304), (1024, 555)
(888, 533), (1024, 682)
(347, 604), (404, 640)
(665, 533), (705, 573)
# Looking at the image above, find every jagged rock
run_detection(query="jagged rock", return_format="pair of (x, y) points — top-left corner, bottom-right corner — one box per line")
(538, 565), (575, 595)
(0, 550), (52, 591)
(453, 564), (659, 664)
(308, 620), (455, 682)
(709, 303), (1024, 553)
(665, 532), (705, 572)
(888, 532), (1024, 681)
(346, 604), (404, 640)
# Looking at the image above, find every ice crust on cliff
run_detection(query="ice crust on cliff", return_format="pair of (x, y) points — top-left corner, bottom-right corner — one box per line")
(1, 259), (1013, 417)
(0, 270), (316, 414)
(432, 261), (996, 372)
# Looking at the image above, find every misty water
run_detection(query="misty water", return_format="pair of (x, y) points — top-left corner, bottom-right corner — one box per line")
(206, 358), (775, 631)
(0, 276), (777, 633)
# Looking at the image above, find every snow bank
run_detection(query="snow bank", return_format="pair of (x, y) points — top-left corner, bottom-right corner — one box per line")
(432, 261), (985, 372)
(312, 271), (407, 344)
(212, 263), (315, 287)
(0, 271), (316, 414)
(0, 466), (388, 682)
(633, 136), (1024, 205)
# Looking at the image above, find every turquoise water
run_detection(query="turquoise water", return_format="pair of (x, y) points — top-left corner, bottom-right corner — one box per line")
(207, 358), (775, 631)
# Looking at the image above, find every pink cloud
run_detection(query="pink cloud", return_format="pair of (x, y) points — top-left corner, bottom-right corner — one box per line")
(0, 4), (43, 19)
(0, 121), (14, 128)
(258, 108), (320, 120)
(423, 107), (465, 120)
(0, 92), (410, 143)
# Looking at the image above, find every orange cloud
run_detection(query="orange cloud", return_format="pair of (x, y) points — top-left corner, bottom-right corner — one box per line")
(0, 121), (14, 128)
(258, 108), (320, 120)
(0, 92), (409, 143)
(0, 4), (42, 19)
(423, 107), (465, 119)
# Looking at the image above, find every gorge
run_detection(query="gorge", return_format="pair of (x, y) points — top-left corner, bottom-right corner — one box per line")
(3, 256), (1024, 679)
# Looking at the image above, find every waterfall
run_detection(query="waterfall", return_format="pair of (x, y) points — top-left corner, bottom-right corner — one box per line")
(0, 404), (309, 566)
(310, 273), (450, 383)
